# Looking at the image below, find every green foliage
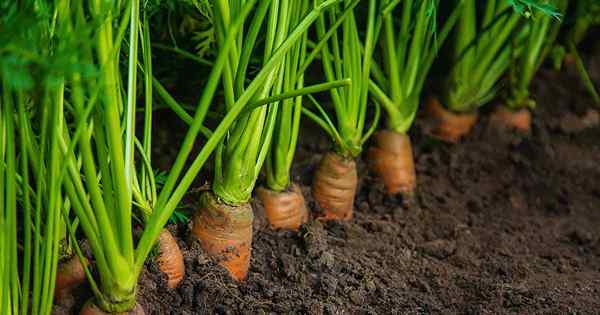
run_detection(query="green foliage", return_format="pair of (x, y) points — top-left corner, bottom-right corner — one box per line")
(505, 0), (567, 110)
(443, 1), (521, 112)
(442, 0), (567, 112)
(168, 210), (190, 224)
(369, 0), (462, 133)
(211, 0), (343, 203)
(301, 0), (379, 158)
(0, 0), (583, 313)
(0, 1), (97, 91)
(154, 169), (169, 187)
(507, 0), (562, 19)
(147, 0), (216, 60)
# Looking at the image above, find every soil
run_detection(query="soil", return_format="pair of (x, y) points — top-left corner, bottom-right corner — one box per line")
(62, 60), (600, 313)
(132, 62), (600, 314)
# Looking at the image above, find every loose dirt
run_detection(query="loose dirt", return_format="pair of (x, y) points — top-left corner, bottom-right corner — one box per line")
(136, 65), (600, 314)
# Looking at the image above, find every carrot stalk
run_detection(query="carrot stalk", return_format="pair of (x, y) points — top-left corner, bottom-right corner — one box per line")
(312, 152), (357, 221)
(257, 183), (309, 230)
(368, 130), (416, 196)
(425, 97), (478, 143)
(489, 106), (532, 133)
(156, 229), (185, 288)
(191, 192), (253, 281)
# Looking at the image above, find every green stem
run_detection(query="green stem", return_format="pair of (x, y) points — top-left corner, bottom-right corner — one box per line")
(135, 0), (342, 274)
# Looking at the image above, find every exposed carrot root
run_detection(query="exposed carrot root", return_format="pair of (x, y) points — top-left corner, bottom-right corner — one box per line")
(312, 152), (357, 221)
(191, 191), (253, 281)
(55, 255), (86, 302)
(489, 106), (531, 133)
(425, 96), (478, 143)
(257, 183), (309, 230)
(156, 229), (185, 288)
(80, 300), (145, 315)
(368, 130), (416, 195)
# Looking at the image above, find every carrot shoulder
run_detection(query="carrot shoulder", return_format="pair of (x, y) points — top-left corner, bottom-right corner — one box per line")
(368, 130), (416, 196)
(156, 229), (185, 288)
(257, 183), (309, 230)
(425, 97), (478, 143)
(312, 152), (357, 221)
(489, 106), (532, 133)
(191, 191), (253, 281)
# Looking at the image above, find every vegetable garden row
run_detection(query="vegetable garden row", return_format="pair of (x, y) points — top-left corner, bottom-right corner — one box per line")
(1, 0), (598, 314)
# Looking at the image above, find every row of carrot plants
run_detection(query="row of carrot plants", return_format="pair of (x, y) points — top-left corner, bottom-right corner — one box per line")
(1, 0), (597, 314)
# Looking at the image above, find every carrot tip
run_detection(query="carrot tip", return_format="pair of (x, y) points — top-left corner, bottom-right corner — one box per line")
(192, 192), (253, 281)
(157, 229), (185, 289)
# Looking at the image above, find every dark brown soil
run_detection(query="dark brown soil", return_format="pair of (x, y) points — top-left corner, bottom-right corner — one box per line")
(130, 63), (600, 315)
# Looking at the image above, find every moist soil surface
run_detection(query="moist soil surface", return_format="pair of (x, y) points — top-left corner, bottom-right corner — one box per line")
(61, 63), (600, 313)
(134, 67), (600, 314)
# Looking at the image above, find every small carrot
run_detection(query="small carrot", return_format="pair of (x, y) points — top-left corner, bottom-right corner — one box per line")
(257, 183), (309, 230)
(425, 97), (478, 143)
(312, 152), (357, 221)
(191, 192), (253, 281)
(490, 106), (532, 133)
(368, 130), (416, 196)
(156, 229), (185, 288)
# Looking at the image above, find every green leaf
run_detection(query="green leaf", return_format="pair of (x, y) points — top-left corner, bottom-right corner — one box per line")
(506, 0), (562, 20)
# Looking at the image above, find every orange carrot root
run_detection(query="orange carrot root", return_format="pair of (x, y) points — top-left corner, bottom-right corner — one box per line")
(368, 130), (416, 195)
(489, 106), (531, 133)
(312, 152), (357, 221)
(156, 229), (185, 288)
(55, 255), (86, 302)
(425, 96), (478, 143)
(191, 191), (253, 281)
(257, 183), (309, 230)
(80, 300), (145, 315)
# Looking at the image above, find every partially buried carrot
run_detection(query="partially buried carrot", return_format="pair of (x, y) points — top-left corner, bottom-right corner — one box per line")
(425, 96), (478, 143)
(256, 183), (309, 230)
(55, 255), (87, 303)
(489, 106), (531, 133)
(156, 229), (185, 288)
(191, 191), (253, 281)
(80, 300), (145, 315)
(368, 130), (416, 196)
(312, 152), (357, 221)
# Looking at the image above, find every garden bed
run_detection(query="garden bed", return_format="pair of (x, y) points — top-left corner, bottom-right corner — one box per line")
(121, 65), (600, 314)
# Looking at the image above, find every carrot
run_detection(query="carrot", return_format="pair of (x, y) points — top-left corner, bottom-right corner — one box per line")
(312, 152), (357, 220)
(55, 255), (87, 302)
(425, 96), (478, 143)
(191, 191), (253, 281)
(80, 300), (145, 315)
(256, 183), (309, 230)
(489, 106), (531, 133)
(156, 229), (185, 288)
(367, 130), (416, 196)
